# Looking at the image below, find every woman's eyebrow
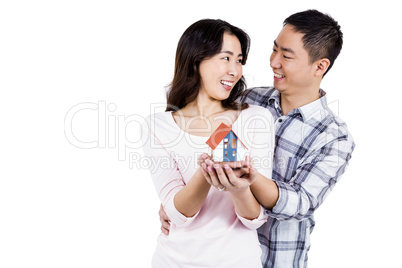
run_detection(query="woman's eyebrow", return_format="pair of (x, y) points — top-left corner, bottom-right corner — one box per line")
(220, 50), (243, 57)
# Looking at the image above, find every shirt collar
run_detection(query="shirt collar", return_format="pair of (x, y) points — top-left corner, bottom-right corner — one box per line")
(268, 89), (328, 122)
(268, 89), (280, 105)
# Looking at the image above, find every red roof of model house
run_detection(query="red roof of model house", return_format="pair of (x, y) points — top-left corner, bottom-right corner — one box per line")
(206, 123), (248, 150)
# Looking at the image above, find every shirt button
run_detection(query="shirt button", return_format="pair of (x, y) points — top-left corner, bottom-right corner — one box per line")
(278, 119), (283, 123)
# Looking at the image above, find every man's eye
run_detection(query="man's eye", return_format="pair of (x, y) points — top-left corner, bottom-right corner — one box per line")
(237, 59), (243, 63)
(223, 57), (229, 61)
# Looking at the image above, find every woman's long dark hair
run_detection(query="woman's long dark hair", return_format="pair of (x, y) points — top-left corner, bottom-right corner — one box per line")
(166, 19), (250, 112)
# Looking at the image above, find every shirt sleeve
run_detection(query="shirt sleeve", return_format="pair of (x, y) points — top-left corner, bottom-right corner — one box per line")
(268, 134), (355, 221)
(236, 205), (269, 230)
(235, 107), (274, 226)
(141, 116), (199, 228)
(247, 107), (275, 180)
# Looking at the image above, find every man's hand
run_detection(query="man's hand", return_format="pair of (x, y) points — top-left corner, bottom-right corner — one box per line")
(159, 204), (170, 235)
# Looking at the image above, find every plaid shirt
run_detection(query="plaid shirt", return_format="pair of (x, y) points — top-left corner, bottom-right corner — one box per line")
(240, 87), (355, 268)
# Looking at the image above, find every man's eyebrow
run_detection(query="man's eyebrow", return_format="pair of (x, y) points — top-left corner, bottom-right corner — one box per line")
(273, 40), (295, 54)
(220, 50), (243, 57)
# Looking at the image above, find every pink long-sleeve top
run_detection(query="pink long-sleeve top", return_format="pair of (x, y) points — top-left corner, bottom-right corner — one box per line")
(142, 105), (275, 268)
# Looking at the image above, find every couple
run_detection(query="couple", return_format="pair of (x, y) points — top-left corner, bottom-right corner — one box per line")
(142, 9), (355, 268)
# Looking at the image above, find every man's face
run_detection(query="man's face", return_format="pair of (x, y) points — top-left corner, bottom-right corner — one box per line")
(270, 25), (316, 95)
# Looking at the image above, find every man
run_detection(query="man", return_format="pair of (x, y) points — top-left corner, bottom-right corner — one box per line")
(160, 9), (355, 267)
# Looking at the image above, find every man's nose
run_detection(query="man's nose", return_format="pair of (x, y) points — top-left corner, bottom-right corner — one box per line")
(270, 53), (281, 69)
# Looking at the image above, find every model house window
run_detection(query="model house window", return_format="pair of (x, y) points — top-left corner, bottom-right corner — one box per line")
(232, 139), (237, 148)
(224, 139), (228, 149)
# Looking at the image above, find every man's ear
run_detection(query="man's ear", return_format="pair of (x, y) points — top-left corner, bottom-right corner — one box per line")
(314, 58), (330, 77)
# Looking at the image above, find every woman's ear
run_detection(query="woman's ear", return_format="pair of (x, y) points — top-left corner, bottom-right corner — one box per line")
(314, 58), (330, 77)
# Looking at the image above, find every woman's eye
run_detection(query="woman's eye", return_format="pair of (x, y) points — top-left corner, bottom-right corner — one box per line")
(223, 56), (229, 61)
(237, 59), (243, 63)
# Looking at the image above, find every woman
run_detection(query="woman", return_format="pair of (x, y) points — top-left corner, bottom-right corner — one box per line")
(142, 19), (274, 267)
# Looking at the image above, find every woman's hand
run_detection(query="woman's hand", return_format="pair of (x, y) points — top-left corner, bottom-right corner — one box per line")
(201, 156), (261, 220)
(197, 153), (212, 167)
(201, 156), (258, 192)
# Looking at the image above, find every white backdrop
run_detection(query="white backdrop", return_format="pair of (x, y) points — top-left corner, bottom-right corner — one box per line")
(1, 0), (400, 267)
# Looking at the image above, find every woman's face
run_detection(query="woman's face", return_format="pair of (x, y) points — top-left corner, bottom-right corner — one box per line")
(198, 32), (243, 102)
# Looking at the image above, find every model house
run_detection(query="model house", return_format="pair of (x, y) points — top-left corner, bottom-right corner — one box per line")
(206, 123), (248, 162)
